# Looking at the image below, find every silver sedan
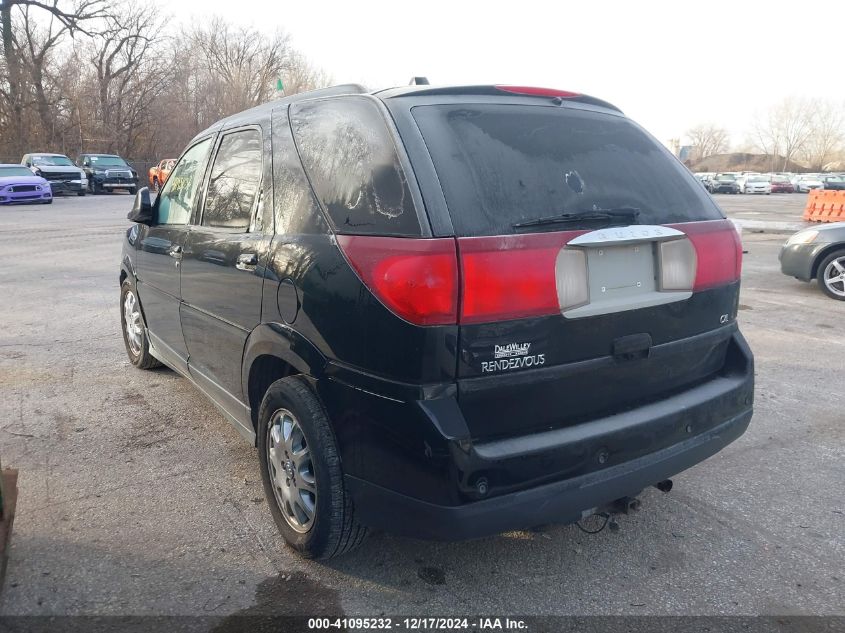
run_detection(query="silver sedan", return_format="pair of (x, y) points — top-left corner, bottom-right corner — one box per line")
(780, 222), (845, 300)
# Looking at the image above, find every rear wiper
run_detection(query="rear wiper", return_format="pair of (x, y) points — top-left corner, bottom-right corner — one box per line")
(512, 207), (640, 229)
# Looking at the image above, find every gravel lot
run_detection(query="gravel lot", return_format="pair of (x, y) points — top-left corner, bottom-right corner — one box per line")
(0, 193), (842, 619)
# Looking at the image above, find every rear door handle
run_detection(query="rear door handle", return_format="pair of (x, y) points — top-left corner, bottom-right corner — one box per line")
(236, 253), (258, 271)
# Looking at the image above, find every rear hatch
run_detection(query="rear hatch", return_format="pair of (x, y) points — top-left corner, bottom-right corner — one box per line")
(408, 98), (742, 442)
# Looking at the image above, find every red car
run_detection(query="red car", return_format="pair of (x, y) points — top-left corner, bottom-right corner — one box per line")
(148, 159), (175, 192)
(770, 177), (795, 193)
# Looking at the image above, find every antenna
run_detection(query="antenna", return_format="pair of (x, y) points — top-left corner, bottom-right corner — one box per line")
(409, 77), (430, 86)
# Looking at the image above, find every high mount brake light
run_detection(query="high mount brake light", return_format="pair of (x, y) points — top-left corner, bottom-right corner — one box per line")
(494, 85), (581, 98)
(336, 236), (459, 326)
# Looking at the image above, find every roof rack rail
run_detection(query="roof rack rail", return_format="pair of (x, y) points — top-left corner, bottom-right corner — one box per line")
(287, 83), (369, 101)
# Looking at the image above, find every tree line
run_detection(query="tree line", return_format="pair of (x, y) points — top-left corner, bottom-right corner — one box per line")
(686, 97), (845, 171)
(0, 0), (329, 163)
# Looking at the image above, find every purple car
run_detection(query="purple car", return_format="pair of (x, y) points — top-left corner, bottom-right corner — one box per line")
(0, 164), (53, 205)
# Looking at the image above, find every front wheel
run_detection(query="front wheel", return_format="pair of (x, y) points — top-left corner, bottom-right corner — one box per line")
(120, 279), (161, 369)
(77, 189), (85, 197)
(258, 376), (367, 559)
(128, 187), (137, 195)
(817, 249), (845, 301)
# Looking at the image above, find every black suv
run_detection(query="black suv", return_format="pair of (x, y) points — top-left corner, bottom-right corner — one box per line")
(78, 153), (138, 194)
(120, 83), (754, 559)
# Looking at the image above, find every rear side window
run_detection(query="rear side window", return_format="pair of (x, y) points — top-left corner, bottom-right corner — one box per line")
(202, 129), (262, 231)
(290, 97), (421, 236)
(412, 104), (722, 236)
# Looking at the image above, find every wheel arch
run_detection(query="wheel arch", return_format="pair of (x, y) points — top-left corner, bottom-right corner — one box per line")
(811, 243), (845, 279)
(242, 323), (328, 435)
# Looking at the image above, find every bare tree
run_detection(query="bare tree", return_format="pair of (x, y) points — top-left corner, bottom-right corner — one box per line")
(1, 4), (328, 161)
(799, 100), (845, 171)
(686, 123), (730, 162)
(752, 97), (815, 171)
(1, 0), (106, 156)
(90, 0), (163, 155)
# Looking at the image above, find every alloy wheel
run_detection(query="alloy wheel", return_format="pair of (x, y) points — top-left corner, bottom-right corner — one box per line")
(823, 257), (845, 297)
(123, 290), (143, 356)
(266, 408), (317, 533)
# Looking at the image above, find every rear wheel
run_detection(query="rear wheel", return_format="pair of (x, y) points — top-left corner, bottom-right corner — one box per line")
(817, 249), (845, 301)
(120, 279), (161, 369)
(77, 190), (85, 197)
(128, 186), (137, 195)
(258, 376), (367, 559)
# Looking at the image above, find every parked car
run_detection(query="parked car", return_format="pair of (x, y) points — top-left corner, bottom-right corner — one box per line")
(121, 82), (754, 558)
(0, 164), (52, 205)
(793, 175), (824, 193)
(820, 175), (845, 191)
(148, 159), (176, 192)
(780, 223), (845, 300)
(742, 175), (772, 195)
(770, 175), (794, 193)
(708, 173), (740, 194)
(21, 153), (86, 196)
(77, 153), (138, 194)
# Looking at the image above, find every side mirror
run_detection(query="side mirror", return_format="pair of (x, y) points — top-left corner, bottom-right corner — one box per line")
(128, 187), (154, 225)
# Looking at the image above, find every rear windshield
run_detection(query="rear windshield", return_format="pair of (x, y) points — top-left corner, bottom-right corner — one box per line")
(412, 104), (722, 236)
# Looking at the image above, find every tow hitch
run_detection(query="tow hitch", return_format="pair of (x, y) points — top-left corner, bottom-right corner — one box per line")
(576, 479), (673, 534)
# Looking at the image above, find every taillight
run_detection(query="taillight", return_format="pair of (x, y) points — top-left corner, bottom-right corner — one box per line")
(458, 231), (583, 324)
(495, 85), (581, 98)
(336, 235), (458, 326)
(673, 220), (742, 290)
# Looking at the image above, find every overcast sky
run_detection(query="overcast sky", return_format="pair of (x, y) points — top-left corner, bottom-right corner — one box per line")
(169, 0), (844, 148)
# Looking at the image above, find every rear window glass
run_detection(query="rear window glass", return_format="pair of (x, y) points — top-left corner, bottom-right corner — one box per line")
(290, 97), (421, 236)
(412, 104), (722, 236)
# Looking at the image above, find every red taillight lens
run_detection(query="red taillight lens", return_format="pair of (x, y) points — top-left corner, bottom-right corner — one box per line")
(458, 231), (583, 324)
(673, 220), (742, 290)
(494, 85), (581, 98)
(336, 235), (458, 326)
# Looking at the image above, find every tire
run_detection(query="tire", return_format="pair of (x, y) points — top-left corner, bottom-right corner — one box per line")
(258, 376), (367, 559)
(120, 279), (161, 369)
(77, 189), (85, 197)
(43, 199), (53, 205)
(816, 249), (845, 301)
(128, 187), (137, 195)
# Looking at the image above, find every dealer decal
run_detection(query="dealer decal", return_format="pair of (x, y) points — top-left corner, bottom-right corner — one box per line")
(481, 342), (546, 373)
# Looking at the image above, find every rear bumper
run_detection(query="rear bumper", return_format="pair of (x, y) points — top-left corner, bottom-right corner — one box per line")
(333, 330), (754, 540)
(347, 407), (751, 540)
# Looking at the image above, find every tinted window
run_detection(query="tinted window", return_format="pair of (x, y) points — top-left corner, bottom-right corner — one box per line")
(271, 108), (327, 235)
(290, 97), (421, 236)
(157, 138), (212, 225)
(202, 129), (262, 230)
(412, 104), (722, 236)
